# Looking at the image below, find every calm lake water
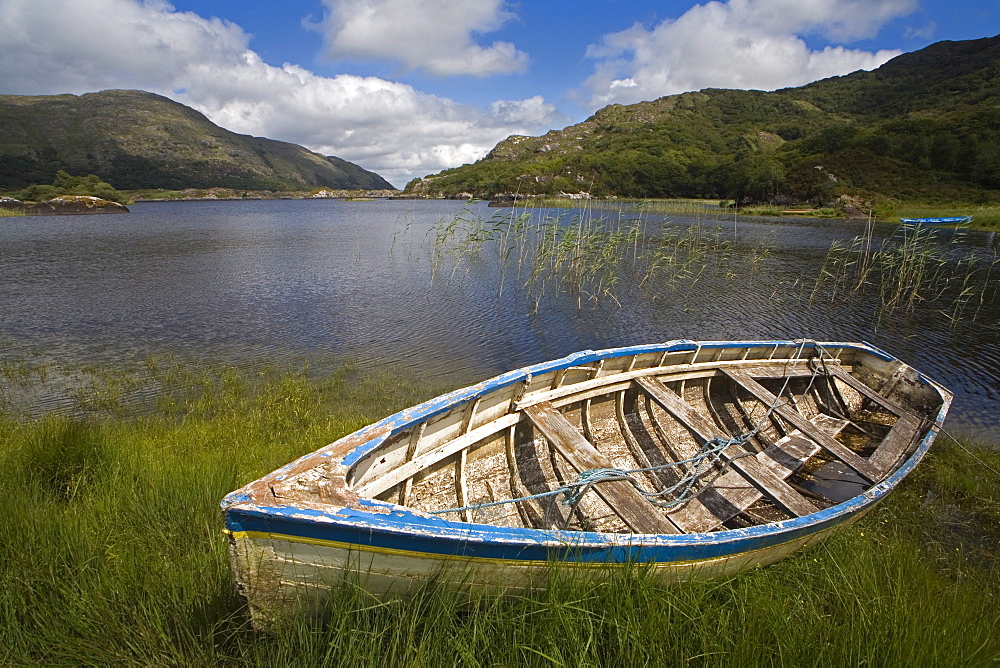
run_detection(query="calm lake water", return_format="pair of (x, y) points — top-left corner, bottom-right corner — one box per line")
(2, 198), (998, 441)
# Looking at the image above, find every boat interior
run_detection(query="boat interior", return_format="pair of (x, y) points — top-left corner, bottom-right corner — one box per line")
(289, 343), (945, 535)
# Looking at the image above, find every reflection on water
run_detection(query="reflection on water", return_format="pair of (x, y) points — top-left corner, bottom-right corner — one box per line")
(1, 198), (998, 441)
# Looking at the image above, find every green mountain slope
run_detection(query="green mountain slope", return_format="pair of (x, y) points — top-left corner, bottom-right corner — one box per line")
(0, 90), (393, 191)
(407, 36), (1000, 203)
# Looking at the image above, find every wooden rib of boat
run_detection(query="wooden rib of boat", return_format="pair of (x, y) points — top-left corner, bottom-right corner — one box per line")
(222, 339), (951, 624)
(900, 216), (973, 226)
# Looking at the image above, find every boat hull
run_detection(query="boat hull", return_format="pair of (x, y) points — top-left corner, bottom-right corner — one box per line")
(222, 339), (951, 624)
(900, 216), (972, 225)
(227, 507), (873, 617)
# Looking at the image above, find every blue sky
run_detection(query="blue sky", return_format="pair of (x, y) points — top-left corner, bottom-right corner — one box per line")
(1, 1), (997, 187)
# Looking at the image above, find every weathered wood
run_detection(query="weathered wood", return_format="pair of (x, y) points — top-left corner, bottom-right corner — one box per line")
(619, 390), (679, 491)
(739, 363), (833, 379)
(723, 369), (880, 483)
(458, 400), (480, 521)
(398, 422), (426, 506)
(358, 413), (522, 498)
(826, 366), (906, 416)
(516, 359), (841, 412)
(616, 391), (648, 465)
(581, 398), (594, 443)
(725, 379), (770, 452)
(667, 415), (848, 532)
(523, 401), (680, 534)
(644, 395), (696, 478)
(455, 449), (469, 522)
(504, 424), (534, 528)
(635, 376), (819, 518)
(460, 398), (481, 433)
(868, 415), (924, 475)
(875, 362), (908, 399)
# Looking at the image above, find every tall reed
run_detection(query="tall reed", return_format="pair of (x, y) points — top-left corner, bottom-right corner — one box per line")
(809, 223), (1000, 324)
(431, 207), (774, 309)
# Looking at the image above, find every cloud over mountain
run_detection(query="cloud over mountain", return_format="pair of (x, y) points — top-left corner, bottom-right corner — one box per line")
(0, 0), (936, 187)
(0, 0), (552, 186)
(581, 0), (916, 108)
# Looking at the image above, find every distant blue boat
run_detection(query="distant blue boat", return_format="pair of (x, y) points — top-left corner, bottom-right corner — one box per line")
(223, 340), (951, 626)
(900, 216), (972, 226)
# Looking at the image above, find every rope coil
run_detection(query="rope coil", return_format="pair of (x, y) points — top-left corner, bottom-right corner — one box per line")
(430, 434), (749, 517)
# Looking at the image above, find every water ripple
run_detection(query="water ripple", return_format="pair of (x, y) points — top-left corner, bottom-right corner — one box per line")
(1, 200), (996, 442)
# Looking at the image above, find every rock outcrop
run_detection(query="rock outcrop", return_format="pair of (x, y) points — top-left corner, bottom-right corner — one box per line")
(5, 195), (131, 215)
(0, 196), (25, 212)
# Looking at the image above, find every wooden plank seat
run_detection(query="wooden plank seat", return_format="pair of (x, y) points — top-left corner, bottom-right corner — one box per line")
(722, 369), (880, 483)
(868, 414), (924, 476)
(523, 401), (680, 534)
(634, 377), (819, 519)
(825, 365), (907, 417)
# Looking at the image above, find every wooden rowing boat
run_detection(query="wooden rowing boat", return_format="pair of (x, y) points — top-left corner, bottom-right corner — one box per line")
(222, 339), (951, 624)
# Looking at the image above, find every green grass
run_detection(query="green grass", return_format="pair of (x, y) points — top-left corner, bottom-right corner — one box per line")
(0, 362), (997, 665)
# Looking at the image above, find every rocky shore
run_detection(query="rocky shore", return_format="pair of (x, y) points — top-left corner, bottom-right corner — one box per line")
(1, 195), (129, 215)
(132, 187), (407, 202)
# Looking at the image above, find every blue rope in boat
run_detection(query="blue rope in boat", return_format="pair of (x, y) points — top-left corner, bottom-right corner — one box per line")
(429, 434), (748, 517)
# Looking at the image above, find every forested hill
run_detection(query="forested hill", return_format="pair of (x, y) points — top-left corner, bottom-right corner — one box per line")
(0, 90), (393, 192)
(407, 35), (1000, 204)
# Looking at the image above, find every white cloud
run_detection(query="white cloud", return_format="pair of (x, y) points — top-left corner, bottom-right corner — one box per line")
(490, 96), (557, 125)
(0, 0), (553, 187)
(582, 0), (916, 108)
(315, 0), (528, 77)
(905, 21), (938, 41)
(0, 0), (250, 94)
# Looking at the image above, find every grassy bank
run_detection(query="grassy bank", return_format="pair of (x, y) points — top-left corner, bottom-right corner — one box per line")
(1, 362), (997, 665)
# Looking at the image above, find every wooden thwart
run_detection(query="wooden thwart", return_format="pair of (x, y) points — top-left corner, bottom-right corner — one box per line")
(722, 369), (880, 483)
(523, 401), (680, 534)
(634, 376), (819, 519)
(826, 366), (906, 416)
(868, 414), (924, 475)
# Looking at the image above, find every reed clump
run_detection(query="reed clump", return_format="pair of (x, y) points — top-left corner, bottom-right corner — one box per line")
(525, 198), (723, 216)
(809, 222), (1000, 324)
(431, 208), (773, 309)
(0, 360), (997, 664)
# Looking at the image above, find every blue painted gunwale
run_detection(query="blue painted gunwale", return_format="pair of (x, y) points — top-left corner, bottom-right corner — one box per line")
(222, 339), (949, 566)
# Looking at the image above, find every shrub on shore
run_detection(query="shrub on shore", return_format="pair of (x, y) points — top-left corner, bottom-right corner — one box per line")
(16, 170), (131, 204)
